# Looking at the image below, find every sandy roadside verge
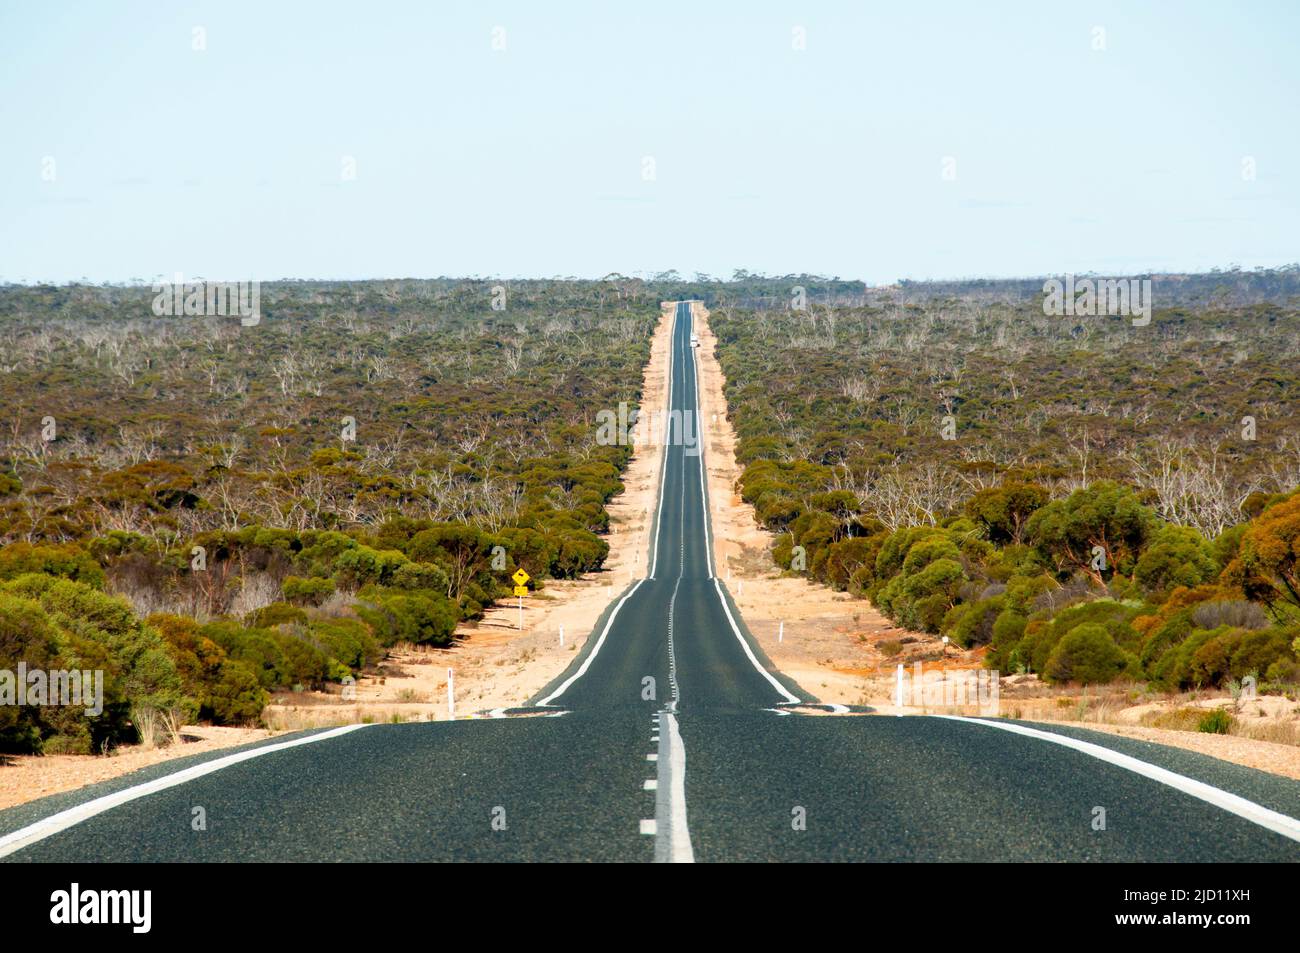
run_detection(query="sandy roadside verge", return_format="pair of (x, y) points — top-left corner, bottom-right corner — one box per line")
(1030, 722), (1300, 780)
(690, 301), (1300, 781)
(0, 303), (677, 810)
(260, 301), (674, 725)
(691, 300), (921, 706)
(0, 726), (276, 811)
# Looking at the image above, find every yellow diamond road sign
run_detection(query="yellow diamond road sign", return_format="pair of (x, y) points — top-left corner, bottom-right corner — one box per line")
(511, 568), (530, 587)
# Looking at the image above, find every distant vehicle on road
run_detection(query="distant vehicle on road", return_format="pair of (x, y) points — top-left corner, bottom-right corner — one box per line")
(690, 333), (700, 348)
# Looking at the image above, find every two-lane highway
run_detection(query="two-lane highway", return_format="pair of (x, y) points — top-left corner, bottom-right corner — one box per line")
(1, 302), (1297, 863)
(529, 301), (803, 715)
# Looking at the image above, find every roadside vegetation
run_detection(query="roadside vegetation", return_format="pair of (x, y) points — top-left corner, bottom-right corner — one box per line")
(0, 278), (658, 752)
(6, 268), (1300, 754)
(703, 268), (1300, 700)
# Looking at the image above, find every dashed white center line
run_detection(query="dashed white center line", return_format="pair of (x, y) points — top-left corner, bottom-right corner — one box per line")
(652, 710), (695, 863)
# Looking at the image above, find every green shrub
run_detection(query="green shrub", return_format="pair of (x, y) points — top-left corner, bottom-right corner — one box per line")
(334, 545), (409, 587)
(0, 593), (61, 752)
(1044, 623), (1131, 684)
(149, 613), (266, 725)
(247, 602), (308, 628)
(820, 536), (879, 590)
(1197, 708), (1233, 734)
(876, 554), (965, 633)
(1172, 625), (1296, 689)
(207, 660), (268, 722)
(389, 561), (449, 594)
(201, 622), (286, 690)
(356, 591), (458, 647)
(874, 527), (948, 588)
(1151, 625), (1228, 688)
(270, 629), (331, 689)
(1228, 628), (1295, 681)
(0, 543), (105, 588)
(1265, 656), (1300, 683)
(1188, 632), (1233, 686)
(1024, 599), (1141, 674)
(985, 608), (1028, 671)
(1027, 481), (1156, 579)
(945, 596), (1005, 648)
(548, 529), (609, 579)
(310, 617), (381, 672)
(298, 530), (359, 571)
(0, 577), (188, 751)
(964, 482), (1049, 545)
(984, 547), (1048, 583)
(282, 575), (336, 606)
(1134, 524), (1219, 595)
(900, 536), (961, 576)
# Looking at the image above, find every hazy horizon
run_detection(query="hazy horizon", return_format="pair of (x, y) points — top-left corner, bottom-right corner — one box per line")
(4, 263), (1297, 290)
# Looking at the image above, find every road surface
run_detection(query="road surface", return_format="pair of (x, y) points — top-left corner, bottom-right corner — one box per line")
(1, 303), (1297, 862)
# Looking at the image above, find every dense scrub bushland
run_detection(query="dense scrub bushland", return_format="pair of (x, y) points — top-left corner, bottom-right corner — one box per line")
(0, 278), (660, 751)
(5, 269), (1299, 751)
(705, 268), (1300, 690)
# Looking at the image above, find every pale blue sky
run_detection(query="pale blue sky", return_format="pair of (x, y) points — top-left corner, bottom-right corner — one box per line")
(1, 0), (1296, 284)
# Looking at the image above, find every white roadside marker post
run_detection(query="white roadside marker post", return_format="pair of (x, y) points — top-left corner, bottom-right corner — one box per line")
(778, 621), (784, 643)
(894, 663), (904, 716)
(447, 668), (455, 720)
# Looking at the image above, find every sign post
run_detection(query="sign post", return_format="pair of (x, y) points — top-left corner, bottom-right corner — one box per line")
(511, 568), (530, 630)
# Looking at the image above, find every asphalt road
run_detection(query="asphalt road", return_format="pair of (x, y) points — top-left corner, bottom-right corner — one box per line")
(1, 302), (1297, 863)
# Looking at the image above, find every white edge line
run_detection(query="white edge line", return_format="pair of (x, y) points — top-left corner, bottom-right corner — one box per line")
(712, 577), (800, 705)
(681, 299), (795, 706)
(687, 302), (714, 579)
(935, 715), (1300, 844)
(687, 300), (795, 703)
(647, 302), (679, 579)
(536, 578), (647, 706)
(0, 723), (372, 859)
(541, 302), (672, 701)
